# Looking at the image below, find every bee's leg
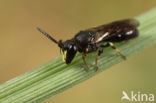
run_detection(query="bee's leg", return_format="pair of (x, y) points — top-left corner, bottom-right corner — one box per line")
(95, 48), (103, 71)
(108, 42), (126, 60)
(82, 54), (90, 72)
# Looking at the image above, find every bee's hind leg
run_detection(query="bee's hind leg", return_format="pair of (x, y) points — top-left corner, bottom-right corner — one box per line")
(108, 42), (126, 60)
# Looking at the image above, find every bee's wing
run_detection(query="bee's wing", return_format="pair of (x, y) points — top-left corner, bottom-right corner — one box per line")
(86, 19), (139, 42)
(86, 19), (139, 32)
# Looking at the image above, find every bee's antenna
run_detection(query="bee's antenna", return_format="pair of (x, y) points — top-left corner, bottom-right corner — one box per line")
(37, 27), (59, 44)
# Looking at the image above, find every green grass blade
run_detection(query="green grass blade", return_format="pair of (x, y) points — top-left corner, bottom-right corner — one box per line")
(0, 8), (156, 103)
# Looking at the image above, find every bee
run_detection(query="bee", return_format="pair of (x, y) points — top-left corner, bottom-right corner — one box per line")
(37, 19), (139, 72)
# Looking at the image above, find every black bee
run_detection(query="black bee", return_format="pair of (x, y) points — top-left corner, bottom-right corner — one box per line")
(37, 19), (139, 72)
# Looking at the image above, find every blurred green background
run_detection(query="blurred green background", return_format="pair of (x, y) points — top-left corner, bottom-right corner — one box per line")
(0, 0), (156, 103)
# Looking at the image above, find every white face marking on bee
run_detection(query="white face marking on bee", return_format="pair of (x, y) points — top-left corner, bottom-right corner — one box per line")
(96, 32), (109, 42)
(126, 30), (133, 35)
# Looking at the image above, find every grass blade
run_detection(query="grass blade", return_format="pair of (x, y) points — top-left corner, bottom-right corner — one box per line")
(0, 8), (156, 103)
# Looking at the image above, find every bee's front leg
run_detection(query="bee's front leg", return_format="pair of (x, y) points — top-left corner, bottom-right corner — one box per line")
(82, 53), (90, 72)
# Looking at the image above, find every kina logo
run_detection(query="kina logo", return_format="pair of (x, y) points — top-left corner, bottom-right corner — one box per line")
(121, 90), (154, 102)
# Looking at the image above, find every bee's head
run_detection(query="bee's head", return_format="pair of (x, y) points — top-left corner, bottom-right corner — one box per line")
(37, 27), (77, 64)
(59, 40), (77, 64)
